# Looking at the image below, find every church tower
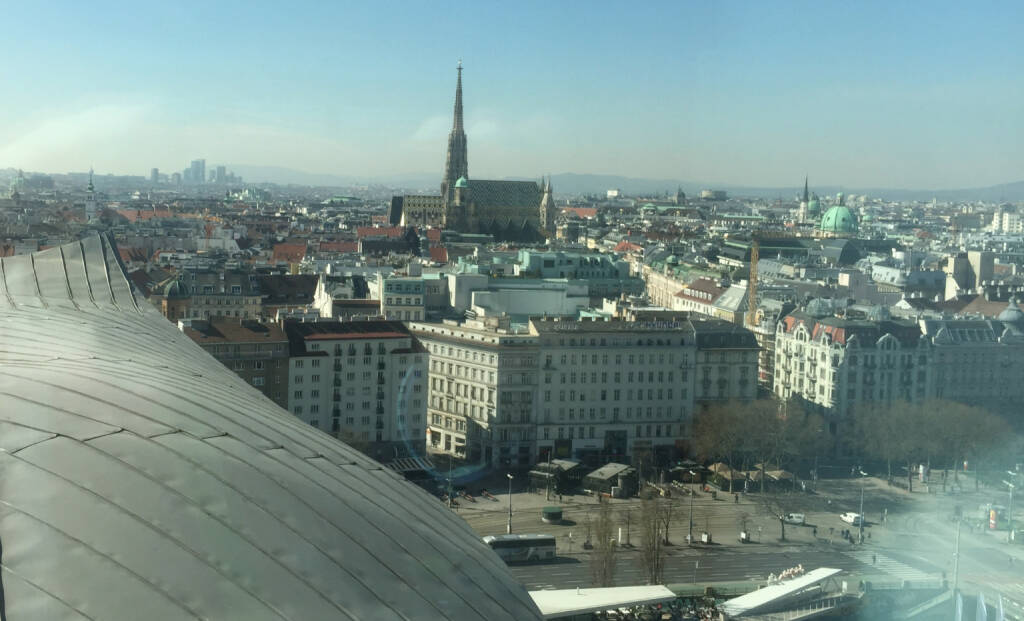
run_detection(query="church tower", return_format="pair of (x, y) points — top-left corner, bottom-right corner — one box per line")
(539, 176), (556, 236)
(441, 61), (468, 206)
(85, 168), (97, 221)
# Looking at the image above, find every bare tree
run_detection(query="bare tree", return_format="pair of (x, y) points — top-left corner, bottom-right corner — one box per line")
(583, 509), (593, 548)
(591, 497), (617, 587)
(695, 400), (747, 492)
(658, 496), (677, 545)
(637, 493), (664, 584)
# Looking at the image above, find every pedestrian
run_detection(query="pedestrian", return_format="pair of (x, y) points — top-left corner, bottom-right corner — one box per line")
(872, 553), (877, 564)
(813, 527), (818, 537)
(559, 494), (563, 503)
(734, 493), (739, 504)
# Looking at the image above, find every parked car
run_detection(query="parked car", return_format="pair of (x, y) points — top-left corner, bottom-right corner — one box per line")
(840, 512), (863, 525)
(782, 513), (806, 525)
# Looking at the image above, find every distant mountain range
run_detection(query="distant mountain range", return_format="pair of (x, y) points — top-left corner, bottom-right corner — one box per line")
(24, 164), (981, 202)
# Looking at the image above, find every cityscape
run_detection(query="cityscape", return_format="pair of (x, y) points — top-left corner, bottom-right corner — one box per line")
(2, 3), (1024, 621)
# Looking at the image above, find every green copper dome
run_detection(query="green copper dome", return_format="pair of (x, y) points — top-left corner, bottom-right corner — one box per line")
(164, 279), (191, 299)
(454, 176), (468, 188)
(806, 198), (821, 216)
(819, 205), (858, 235)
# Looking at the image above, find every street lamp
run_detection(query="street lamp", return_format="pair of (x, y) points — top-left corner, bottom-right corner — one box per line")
(507, 473), (514, 534)
(688, 470), (697, 545)
(858, 469), (868, 544)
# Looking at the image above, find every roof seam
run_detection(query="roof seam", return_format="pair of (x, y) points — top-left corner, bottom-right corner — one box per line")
(57, 246), (81, 312)
(0, 565), (97, 621)
(0, 500), (202, 619)
(147, 436), (420, 620)
(255, 446), (513, 620)
(76, 239), (98, 308)
(0, 257), (13, 308)
(28, 254), (47, 310)
(5, 451), (299, 621)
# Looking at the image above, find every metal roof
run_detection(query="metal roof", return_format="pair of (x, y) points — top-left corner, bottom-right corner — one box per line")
(0, 234), (542, 621)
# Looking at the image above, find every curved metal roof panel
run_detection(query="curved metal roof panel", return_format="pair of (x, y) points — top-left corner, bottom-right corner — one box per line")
(0, 235), (542, 621)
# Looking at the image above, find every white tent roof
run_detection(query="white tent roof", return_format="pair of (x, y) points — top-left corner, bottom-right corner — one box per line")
(720, 567), (843, 617)
(530, 585), (677, 619)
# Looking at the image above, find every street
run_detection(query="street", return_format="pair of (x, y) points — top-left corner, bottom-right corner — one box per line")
(451, 473), (1024, 615)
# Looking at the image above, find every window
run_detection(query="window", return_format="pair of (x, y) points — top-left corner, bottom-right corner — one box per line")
(252, 376), (265, 386)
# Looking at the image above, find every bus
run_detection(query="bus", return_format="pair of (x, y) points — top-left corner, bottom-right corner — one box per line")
(482, 534), (557, 563)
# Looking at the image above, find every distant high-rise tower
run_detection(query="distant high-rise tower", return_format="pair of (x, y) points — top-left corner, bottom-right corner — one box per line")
(85, 169), (97, 221)
(150, 168), (159, 184)
(441, 61), (468, 205)
(190, 159), (206, 185)
(215, 165), (226, 184)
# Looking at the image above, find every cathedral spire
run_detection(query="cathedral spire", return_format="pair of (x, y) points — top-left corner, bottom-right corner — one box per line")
(802, 176), (809, 203)
(442, 61), (469, 204)
(453, 59), (464, 132)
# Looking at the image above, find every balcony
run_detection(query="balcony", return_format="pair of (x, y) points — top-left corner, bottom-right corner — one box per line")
(377, 362), (386, 371)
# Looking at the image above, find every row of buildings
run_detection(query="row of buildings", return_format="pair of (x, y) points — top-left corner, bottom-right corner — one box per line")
(182, 313), (757, 469)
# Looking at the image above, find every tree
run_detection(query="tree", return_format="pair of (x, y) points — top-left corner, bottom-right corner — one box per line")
(694, 400), (747, 492)
(658, 497), (677, 545)
(852, 401), (903, 483)
(637, 493), (665, 584)
(591, 497), (617, 587)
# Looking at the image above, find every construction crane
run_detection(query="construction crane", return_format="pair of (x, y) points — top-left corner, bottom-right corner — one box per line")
(744, 229), (807, 327)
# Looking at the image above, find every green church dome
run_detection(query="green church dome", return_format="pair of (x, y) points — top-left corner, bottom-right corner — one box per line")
(806, 199), (821, 216)
(819, 205), (858, 235)
(164, 279), (191, 299)
(454, 176), (468, 188)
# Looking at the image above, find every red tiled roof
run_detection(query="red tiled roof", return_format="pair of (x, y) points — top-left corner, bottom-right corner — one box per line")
(614, 241), (643, 253)
(429, 246), (448, 263)
(425, 229), (442, 242)
(356, 226), (405, 239)
(272, 243), (307, 263)
(118, 247), (148, 264)
(116, 209), (174, 223)
(319, 241), (359, 253)
(562, 207), (597, 219)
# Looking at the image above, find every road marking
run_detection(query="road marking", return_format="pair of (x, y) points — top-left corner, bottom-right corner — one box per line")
(844, 551), (933, 581)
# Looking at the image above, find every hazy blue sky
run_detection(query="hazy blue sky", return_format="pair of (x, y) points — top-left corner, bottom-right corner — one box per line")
(1, 1), (1022, 189)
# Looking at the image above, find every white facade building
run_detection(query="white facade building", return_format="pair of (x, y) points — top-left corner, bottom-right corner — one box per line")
(285, 321), (426, 462)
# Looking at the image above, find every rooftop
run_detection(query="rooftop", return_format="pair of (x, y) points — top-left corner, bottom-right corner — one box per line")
(0, 235), (541, 621)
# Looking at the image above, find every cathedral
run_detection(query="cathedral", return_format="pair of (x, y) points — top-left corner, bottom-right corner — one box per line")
(397, 63), (555, 242)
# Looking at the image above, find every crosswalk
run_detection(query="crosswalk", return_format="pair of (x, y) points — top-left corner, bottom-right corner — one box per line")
(844, 550), (934, 581)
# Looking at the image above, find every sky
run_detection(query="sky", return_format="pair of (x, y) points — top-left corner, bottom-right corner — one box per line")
(1, 1), (1022, 189)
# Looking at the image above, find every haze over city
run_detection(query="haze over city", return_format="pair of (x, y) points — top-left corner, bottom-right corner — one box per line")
(2, 1), (1023, 190)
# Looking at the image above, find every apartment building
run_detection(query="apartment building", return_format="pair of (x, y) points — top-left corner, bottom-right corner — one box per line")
(409, 319), (538, 467)
(381, 276), (425, 321)
(412, 314), (759, 468)
(284, 321), (426, 462)
(773, 306), (931, 433)
(530, 317), (698, 467)
(179, 317), (290, 408)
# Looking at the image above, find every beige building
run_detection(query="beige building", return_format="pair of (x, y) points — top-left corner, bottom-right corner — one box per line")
(410, 319), (538, 466)
(412, 314), (759, 468)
